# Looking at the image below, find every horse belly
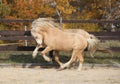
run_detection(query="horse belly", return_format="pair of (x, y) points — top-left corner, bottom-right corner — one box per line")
(58, 45), (73, 51)
(52, 39), (73, 51)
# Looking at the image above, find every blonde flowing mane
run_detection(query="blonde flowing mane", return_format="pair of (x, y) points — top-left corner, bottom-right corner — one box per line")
(31, 18), (60, 29)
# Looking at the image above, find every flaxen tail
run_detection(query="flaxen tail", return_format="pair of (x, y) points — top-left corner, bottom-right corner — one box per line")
(87, 34), (113, 57)
(87, 34), (99, 51)
(87, 34), (100, 57)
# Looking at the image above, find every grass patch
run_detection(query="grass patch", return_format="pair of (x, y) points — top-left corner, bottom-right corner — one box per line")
(0, 51), (47, 63)
(0, 51), (120, 64)
(105, 40), (120, 47)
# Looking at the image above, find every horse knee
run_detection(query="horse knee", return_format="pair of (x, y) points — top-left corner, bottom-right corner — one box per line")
(41, 52), (52, 62)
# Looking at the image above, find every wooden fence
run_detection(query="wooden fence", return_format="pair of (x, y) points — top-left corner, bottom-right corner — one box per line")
(0, 30), (120, 52)
(0, 19), (120, 52)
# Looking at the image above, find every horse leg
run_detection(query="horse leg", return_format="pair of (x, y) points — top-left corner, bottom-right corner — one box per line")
(41, 47), (52, 62)
(59, 50), (78, 70)
(71, 58), (79, 69)
(32, 44), (43, 58)
(54, 51), (63, 67)
(32, 32), (43, 58)
(77, 51), (84, 71)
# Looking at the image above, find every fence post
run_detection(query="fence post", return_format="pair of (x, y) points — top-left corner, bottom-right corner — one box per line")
(24, 25), (28, 46)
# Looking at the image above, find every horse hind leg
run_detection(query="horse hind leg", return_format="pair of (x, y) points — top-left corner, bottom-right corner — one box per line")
(77, 51), (84, 71)
(59, 50), (78, 70)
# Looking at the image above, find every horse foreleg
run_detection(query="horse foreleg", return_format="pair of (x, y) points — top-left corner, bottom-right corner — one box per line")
(41, 47), (52, 62)
(33, 44), (43, 58)
(54, 51), (63, 67)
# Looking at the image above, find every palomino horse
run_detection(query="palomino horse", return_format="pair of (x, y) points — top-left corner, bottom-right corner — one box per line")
(31, 18), (99, 71)
(31, 18), (113, 59)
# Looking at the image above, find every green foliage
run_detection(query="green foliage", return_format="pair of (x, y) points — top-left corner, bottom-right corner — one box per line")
(0, 2), (11, 18)
(63, 23), (101, 32)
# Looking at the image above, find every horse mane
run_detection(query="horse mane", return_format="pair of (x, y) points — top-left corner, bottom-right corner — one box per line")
(31, 18), (60, 29)
(31, 18), (63, 35)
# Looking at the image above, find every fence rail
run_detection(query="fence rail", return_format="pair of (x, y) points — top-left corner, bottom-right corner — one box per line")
(0, 30), (120, 40)
(0, 19), (120, 23)
(0, 30), (120, 51)
(0, 30), (31, 36)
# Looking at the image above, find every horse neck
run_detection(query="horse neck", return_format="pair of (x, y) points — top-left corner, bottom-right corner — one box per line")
(47, 26), (62, 33)
(41, 26), (63, 39)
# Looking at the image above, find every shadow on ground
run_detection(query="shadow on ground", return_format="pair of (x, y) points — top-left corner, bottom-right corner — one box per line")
(8, 53), (71, 68)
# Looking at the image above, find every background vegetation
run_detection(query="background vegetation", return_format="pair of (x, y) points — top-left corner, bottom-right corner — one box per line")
(0, 0), (120, 31)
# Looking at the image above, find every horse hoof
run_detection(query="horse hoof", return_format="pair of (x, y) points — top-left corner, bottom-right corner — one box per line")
(57, 68), (65, 71)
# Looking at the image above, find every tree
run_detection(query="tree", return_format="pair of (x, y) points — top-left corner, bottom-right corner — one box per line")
(4, 0), (44, 30)
(63, 0), (120, 31)
(0, 0), (119, 31)
(0, 0), (11, 18)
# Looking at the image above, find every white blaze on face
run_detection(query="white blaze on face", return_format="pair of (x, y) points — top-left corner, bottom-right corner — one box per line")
(31, 28), (43, 45)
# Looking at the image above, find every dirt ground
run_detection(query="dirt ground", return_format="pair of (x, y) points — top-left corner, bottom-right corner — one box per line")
(0, 67), (120, 84)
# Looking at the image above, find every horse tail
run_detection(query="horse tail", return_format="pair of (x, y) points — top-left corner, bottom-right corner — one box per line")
(87, 34), (113, 57)
(87, 34), (100, 57)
